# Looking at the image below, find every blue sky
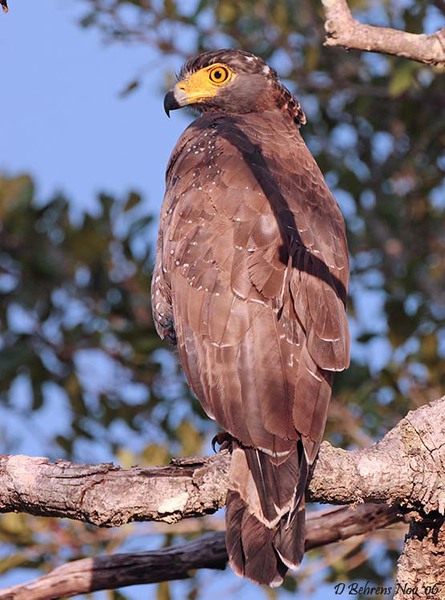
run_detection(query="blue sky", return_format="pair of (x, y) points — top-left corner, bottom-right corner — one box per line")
(1, 0), (188, 217)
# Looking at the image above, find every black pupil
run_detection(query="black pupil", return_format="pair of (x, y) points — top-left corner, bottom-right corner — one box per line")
(214, 70), (222, 79)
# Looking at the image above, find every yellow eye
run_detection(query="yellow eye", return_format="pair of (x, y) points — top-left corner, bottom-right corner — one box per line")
(209, 65), (230, 84)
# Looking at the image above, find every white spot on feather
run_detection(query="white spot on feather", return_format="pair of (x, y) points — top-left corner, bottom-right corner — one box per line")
(307, 368), (322, 382)
(257, 446), (290, 458)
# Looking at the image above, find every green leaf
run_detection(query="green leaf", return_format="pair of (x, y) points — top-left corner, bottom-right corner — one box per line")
(0, 554), (27, 573)
(389, 63), (416, 97)
(141, 443), (170, 466)
(123, 191), (142, 212)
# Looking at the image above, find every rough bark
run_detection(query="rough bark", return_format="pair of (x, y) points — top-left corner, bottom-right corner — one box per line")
(0, 455), (229, 526)
(321, 0), (445, 67)
(0, 503), (402, 600)
(2, 398), (444, 525)
(311, 397), (445, 514)
(394, 515), (445, 600)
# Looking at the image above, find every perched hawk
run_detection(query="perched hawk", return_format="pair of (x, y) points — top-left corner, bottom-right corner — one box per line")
(152, 49), (350, 587)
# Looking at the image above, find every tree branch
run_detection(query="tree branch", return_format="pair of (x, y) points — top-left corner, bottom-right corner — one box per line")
(321, 0), (445, 67)
(1, 398), (444, 525)
(0, 503), (403, 600)
(1, 397), (444, 598)
(0, 454), (230, 526)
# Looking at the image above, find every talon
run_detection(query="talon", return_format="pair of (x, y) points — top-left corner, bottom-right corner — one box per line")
(212, 432), (233, 453)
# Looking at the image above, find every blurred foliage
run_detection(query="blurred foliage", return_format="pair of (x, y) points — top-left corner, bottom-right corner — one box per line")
(1, 0), (445, 598)
(0, 174), (209, 599)
(0, 175), (207, 462)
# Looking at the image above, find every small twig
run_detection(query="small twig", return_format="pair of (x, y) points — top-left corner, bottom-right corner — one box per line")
(321, 0), (445, 67)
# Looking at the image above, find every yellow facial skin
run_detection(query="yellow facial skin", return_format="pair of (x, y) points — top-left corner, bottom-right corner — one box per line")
(175, 63), (237, 105)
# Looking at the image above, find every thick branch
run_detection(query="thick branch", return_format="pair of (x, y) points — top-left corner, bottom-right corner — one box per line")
(311, 397), (445, 514)
(0, 503), (402, 600)
(321, 0), (445, 67)
(1, 398), (444, 525)
(0, 454), (230, 526)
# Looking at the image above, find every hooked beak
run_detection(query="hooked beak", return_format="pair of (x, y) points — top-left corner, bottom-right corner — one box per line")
(163, 86), (189, 117)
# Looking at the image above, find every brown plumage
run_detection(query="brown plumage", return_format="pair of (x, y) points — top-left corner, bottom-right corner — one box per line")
(152, 49), (350, 587)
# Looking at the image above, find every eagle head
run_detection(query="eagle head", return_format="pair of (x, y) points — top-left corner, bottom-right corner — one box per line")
(164, 49), (306, 126)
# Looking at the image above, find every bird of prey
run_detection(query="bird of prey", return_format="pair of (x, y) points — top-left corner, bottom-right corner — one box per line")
(152, 49), (350, 587)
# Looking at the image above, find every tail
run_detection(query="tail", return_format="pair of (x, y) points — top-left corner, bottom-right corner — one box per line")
(225, 440), (308, 587)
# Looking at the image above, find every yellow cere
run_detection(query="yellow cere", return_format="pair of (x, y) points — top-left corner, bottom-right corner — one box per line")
(176, 63), (236, 102)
